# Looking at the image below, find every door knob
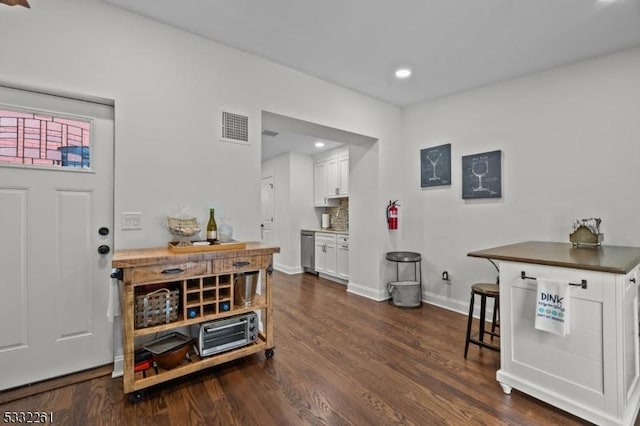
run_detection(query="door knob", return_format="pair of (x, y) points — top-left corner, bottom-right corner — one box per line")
(98, 245), (110, 255)
(98, 227), (109, 236)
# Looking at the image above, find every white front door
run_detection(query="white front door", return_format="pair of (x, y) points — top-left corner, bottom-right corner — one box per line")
(0, 86), (114, 390)
(261, 176), (274, 244)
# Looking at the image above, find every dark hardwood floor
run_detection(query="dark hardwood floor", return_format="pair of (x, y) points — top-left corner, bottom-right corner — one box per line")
(1, 271), (592, 425)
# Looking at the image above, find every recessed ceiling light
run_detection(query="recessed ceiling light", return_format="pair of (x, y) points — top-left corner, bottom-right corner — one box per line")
(395, 68), (412, 79)
(315, 141), (325, 148)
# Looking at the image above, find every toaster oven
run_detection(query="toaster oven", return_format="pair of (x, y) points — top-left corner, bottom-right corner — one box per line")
(194, 312), (258, 357)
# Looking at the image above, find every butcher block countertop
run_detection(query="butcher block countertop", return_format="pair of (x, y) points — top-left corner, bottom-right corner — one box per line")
(112, 241), (280, 268)
(468, 240), (640, 275)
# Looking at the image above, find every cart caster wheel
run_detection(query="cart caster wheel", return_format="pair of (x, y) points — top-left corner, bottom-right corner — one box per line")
(265, 348), (275, 359)
(128, 390), (145, 403)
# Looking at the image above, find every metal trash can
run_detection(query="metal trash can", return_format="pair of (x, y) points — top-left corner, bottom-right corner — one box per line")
(389, 281), (421, 308)
(386, 251), (422, 308)
(234, 271), (259, 307)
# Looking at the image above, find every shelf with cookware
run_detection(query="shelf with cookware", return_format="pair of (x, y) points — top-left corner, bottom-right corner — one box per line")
(112, 242), (280, 401)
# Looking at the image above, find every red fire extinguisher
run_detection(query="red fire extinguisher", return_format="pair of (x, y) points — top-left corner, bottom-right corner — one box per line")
(387, 200), (399, 230)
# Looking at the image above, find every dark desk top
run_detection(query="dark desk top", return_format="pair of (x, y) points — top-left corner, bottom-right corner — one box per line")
(468, 241), (640, 274)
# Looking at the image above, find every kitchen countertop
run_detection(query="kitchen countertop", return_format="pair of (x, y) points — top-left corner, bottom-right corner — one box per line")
(112, 241), (280, 268)
(468, 240), (640, 274)
(302, 228), (349, 235)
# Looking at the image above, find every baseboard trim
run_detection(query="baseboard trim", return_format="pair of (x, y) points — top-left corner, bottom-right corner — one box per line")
(423, 290), (495, 319)
(112, 355), (124, 378)
(274, 263), (303, 275)
(273, 269), (485, 319)
(318, 273), (347, 285)
(422, 291), (469, 316)
(347, 281), (389, 301)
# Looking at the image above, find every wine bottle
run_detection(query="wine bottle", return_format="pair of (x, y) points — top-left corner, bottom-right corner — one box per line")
(206, 208), (217, 242)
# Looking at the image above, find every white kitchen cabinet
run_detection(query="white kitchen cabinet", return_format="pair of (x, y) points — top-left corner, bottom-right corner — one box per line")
(327, 157), (338, 197)
(315, 232), (337, 276)
(337, 153), (349, 196)
(469, 241), (640, 426)
(497, 262), (640, 425)
(313, 161), (329, 206)
(336, 235), (349, 280)
(313, 151), (348, 206)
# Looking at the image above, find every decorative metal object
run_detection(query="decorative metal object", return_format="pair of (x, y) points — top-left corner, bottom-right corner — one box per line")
(570, 218), (603, 247)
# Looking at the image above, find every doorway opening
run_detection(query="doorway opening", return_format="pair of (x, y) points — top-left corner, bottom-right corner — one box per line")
(259, 111), (377, 280)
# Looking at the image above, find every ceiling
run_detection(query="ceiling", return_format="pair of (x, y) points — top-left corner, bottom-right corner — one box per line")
(100, 0), (640, 159)
(101, 0), (640, 107)
(261, 112), (376, 162)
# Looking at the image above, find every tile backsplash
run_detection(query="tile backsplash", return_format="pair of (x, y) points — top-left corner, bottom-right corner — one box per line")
(325, 198), (349, 231)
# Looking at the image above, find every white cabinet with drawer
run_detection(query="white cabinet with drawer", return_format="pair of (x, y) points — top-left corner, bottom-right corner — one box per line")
(498, 261), (640, 425)
(314, 232), (337, 276)
(336, 235), (349, 280)
(314, 232), (349, 282)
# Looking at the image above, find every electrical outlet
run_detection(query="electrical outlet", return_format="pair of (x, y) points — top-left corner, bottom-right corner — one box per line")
(122, 212), (142, 230)
(442, 271), (449, 281)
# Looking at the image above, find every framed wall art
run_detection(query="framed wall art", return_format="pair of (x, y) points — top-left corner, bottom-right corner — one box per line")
(420, 143), (451, 187)
(462, 150), (502, 199)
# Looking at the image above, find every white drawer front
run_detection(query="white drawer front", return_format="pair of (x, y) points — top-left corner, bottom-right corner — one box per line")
(315, 233), (337, 243)
(511, 263), (604, 302)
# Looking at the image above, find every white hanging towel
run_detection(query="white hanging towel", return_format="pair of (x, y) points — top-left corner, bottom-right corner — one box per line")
(106, 273), (122, 322)
(534, 278), (570, 336)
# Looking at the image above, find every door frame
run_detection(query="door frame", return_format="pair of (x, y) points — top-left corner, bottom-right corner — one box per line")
(0, 81), (116, 388)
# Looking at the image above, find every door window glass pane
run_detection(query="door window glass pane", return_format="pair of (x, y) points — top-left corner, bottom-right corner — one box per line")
(0, 108), (91, 168)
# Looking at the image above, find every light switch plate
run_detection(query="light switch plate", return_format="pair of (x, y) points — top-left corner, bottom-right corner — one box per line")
(122, 212), (142, 230)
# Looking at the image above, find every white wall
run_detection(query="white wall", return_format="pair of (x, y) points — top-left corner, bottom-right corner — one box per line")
(288, 152), (319, 266)
(402, 47), (640, 313)
(0, 0), (402, 301)
(3, 0), (636, 328)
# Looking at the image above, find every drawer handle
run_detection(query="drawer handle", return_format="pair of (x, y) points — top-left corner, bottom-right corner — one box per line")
(233, 261), (250, 268)
(161, 268), (184, 275)
(631, 278), (637, 283)
(520, 271), (587, 289)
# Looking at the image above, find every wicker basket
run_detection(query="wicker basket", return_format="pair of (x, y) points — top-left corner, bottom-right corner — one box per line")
(135, 288), (180, 328)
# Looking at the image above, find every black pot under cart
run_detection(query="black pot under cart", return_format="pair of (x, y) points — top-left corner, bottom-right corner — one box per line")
(386, 251), (422, 308)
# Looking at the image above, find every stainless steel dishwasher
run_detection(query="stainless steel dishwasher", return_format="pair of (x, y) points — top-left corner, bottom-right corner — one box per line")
(301, 230), (317, 274)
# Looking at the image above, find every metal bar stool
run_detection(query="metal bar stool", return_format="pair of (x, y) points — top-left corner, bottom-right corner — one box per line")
(464, 283), (500, 358)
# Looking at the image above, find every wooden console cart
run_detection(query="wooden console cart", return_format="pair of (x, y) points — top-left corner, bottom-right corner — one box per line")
(111, 242), (280, 401)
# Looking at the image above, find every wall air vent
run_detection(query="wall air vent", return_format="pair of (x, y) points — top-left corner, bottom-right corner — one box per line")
(220, 110), (249, 144)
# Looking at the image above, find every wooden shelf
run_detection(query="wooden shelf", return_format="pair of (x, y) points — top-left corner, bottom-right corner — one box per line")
(131, 337), (267, 392)
(133, 295), (267, 337)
